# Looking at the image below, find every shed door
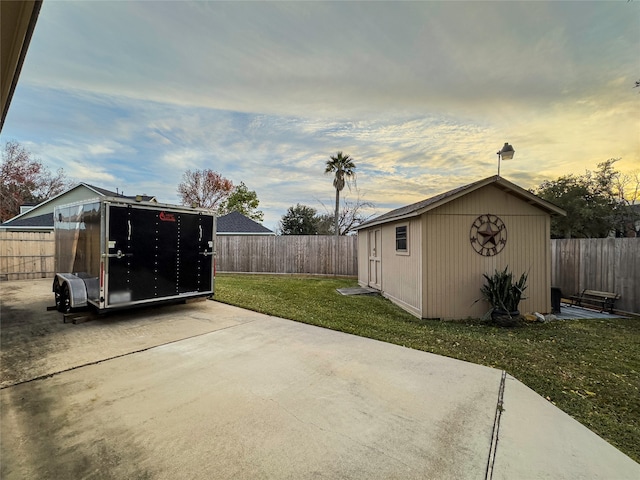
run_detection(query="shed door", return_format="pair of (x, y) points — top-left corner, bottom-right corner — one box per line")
(368, 229), (381, 290)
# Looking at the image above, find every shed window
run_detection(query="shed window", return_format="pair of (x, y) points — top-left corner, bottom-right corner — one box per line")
(395, 225), (408, 252)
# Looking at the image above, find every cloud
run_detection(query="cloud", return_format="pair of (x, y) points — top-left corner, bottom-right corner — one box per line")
(4, 1), (638, 228)
(23, 2), (637, 119)
(65, 161), (116, 184)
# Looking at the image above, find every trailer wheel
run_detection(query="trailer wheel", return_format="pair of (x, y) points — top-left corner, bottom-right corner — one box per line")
(54, 281), (63, 312)
(59, 284), (72, 314)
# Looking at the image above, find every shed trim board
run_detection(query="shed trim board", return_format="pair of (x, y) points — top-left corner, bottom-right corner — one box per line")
(357, 176), (565, 320)
(367, 229), (382, 290)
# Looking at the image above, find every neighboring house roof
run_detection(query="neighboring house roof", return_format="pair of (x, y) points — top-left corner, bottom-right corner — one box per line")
(356, 175), (566, 230)
(1, 182), (157, 229)
(1, 212), (53, 228)
(217, 211), (275, 235)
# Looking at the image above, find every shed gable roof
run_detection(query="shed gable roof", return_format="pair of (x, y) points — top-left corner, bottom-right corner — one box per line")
(356, 176), (566, 230)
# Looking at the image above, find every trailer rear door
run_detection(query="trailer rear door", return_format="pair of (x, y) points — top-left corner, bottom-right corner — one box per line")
(177, 212), (214, 294)
(106, 205), (214, 307)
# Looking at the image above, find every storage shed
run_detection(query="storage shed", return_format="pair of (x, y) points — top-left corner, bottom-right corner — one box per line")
(355, 176), (566, 320)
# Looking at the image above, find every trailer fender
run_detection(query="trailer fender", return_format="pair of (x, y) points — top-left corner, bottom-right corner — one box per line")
(54, 273), (88, 309)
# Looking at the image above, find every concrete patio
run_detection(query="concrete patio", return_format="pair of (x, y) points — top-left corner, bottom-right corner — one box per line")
(1, 279), (638, 479)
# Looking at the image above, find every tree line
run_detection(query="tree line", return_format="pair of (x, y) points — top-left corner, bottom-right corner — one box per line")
(2, 140), (638, 238)
(532, 159), (639, 238)
(175, 151), (374, 235)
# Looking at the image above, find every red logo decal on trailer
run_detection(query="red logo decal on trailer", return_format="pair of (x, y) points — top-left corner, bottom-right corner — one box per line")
(159, 212), (176, 222)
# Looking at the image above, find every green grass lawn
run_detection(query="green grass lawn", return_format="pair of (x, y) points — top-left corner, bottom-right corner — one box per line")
(214, 273), (640, 463)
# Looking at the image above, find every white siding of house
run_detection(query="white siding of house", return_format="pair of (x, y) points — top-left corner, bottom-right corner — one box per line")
(15, 186), (103, 221)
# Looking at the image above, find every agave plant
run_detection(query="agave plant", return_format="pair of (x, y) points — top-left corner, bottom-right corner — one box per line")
(479, 266), (528, 317)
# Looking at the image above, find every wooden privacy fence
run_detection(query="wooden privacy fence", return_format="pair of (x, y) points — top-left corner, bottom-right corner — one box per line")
(0, 233), (358, 279)
(0, 231), (55, 281)
(2, 233), (637, 313)
(216, 235), (358, 276)
(551, 238), (639, 314)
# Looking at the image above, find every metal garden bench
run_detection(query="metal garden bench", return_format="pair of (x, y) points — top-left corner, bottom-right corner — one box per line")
(569, 289), (620, 314)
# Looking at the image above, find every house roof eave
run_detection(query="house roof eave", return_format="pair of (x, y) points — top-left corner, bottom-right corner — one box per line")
(0, 225), (53, 231)
(354, 211), (422, 230)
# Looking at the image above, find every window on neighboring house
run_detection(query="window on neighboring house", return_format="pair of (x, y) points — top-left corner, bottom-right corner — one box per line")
(396, 225), (408, 253)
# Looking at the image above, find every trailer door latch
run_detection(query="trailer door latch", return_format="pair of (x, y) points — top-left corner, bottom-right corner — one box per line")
(106, 250), (132, 259)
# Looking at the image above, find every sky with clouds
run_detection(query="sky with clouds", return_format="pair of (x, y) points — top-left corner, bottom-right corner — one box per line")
(2, 1), (639, 231)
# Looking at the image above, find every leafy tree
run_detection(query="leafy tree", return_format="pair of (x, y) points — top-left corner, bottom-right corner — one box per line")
(177, 169), (233, 210)
(279, 194), (375, 236)
(325, 152), (356, 236)
(278, 204), (320, 235)
(533, 159), (637, 238)
(1, 140), (68, 222)
(218, 181), (264, 222)
(314, 213), (335, 235)
(535, 175), (609, 238)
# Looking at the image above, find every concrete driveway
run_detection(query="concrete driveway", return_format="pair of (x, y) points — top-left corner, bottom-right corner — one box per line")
(1, 279), (638, 479)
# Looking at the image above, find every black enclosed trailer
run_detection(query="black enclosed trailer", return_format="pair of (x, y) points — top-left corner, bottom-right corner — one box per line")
(52, 197), (216, 313)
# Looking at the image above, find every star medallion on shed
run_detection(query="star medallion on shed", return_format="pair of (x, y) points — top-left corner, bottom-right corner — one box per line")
(470, 214), (507, 256)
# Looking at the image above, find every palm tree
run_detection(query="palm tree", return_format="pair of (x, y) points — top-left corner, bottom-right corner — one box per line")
(325, 152), (356, 236)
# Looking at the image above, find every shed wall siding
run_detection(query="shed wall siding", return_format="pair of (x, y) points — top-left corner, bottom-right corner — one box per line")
(422, 186), (551, 319)
(378, 218), (422, 315)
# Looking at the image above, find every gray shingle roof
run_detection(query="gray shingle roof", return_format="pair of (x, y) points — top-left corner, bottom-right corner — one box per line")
(217, 211), (274, 234)
(2, 212), (54, 227)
